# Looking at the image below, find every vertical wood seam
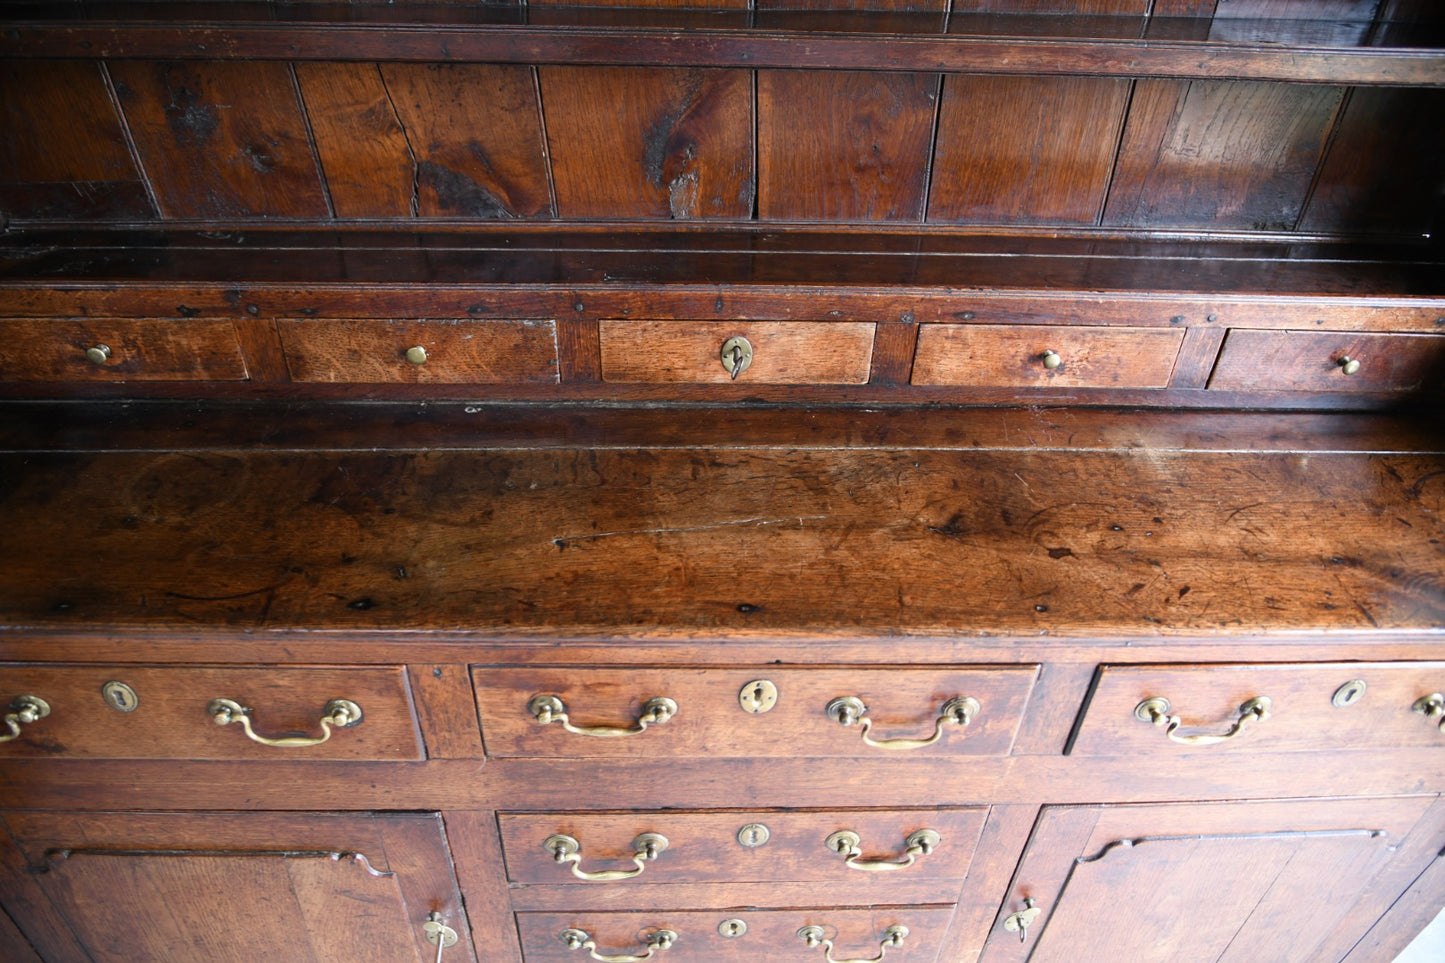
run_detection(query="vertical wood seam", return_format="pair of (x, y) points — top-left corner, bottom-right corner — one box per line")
(99, 60), (163, 220)
(750, 68), (760, 221)
(532, 65), (559, 219)
(1292, 86), (1355, 235)
(289, 63), (336, 221)
(375, 65), (421, 219)
(1095, 78), (1139, 228)
(920, 73), (947, 224)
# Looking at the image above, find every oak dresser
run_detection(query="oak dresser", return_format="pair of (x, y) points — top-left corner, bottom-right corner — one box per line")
(1, 2), (1444, 961)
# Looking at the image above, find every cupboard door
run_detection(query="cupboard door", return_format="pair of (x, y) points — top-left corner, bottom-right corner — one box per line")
(981, 796), (1438, 963)
(0, 812), (474, 963)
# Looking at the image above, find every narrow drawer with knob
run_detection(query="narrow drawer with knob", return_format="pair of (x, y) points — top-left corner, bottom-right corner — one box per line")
(517, 907), (952, 962)
(1068, 662), (1445, 755)
(598, 321), (875, 384)
(276, 319), (559, 383)
(1207, 330), (1445, 393)
(0, 319), (248, 381)
(499, 808), (986, 895)
(0, 664), (422, 759)
(911, 324), (1185, 388)
(472, 666), (1038, 759)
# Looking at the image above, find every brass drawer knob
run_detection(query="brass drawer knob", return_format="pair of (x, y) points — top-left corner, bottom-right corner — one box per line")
(825, 694), (979, 750)
(1134, 695), (1271, 746)
(825, 828), (940, 872)
(720, 335), (753, 379)
(559, 927), (676, 962)
(85, 344), (112, 365)
(544, 831), (668, 881)
(0, 695), (50, 743)
(1412, 693), (1445, 732)
(528, 693), (677, 737)
(207, 697), (363, 748)
(797, 924), (907, 963)
(1040, 349), (1062, 370)
(1337, 356), (1361, 375)
(404, 345), (428, 365)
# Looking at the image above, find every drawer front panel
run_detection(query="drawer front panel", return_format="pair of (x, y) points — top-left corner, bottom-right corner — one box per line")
(1070, 662), (1445, 756)
(277, 319), (559, 383)
(499, 808), (986, 888)
(911, 324), (1184, 387)
(599, 320), (875, 384)
(1208, 329), (1445, 392)
(473, 666), (1038, 759)
(0, 319), (247, 381)
(518, 907), (952, 962)
(0, 665), (422, 760)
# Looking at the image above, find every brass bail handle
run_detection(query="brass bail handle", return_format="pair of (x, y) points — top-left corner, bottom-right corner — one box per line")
(797, 924), (908, 963)
(0, 695), (50, 743)
(1412, 693), (1445, 732)
(825, 695), (980, 750)
(1134, 695), (1272, 746)
(559, 927), (677, 962)
(208, 697), (363, 747)
(422, 912), (458, 963)
(529, 694), (677, 738)
(545, 832), (669, 881)
(825, 828), (941, 872)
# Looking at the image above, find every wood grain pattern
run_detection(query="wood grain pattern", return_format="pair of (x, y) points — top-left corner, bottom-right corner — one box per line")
(540, 67), (753, 220)
(294, 62), (417, 218)
(599, 320), (875, 383)
(0, 665), (423, 760)
(1208, 329), (1445, 393)
(0, 319), (247, 382)
(928, 75), (1131, 225)
(1104, 80), (1343, 231)
(758, 71), (938, 221)
(378, 63), (552, 219)
(108, 61), (329, 218)
(276, 319), (559, 383)
(911, 324), (1185, 388)
(0, 60), (152, 221)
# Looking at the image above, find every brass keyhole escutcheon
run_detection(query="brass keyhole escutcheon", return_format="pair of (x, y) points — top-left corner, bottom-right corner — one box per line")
(739, 680), (778, 714)
(720, 336), (753, 379)
(737, 823), (771, 848)
(1332, 679), (1367, 708)
(718, 919), (748, 938)
(101, 681), (139, 713)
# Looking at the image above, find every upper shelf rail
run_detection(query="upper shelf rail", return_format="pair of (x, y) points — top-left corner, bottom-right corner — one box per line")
(3, 9), (1443, 86)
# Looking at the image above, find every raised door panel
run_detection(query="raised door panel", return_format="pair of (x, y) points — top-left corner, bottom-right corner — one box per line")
(599, 320), (875, 384)
(1208, 330), (1445, 394)
(911, 324), (1184, 388)
(0, 812), (474, 963)
(0, 320), (247, 382)
(981, 797), (1439, 962)
(277, 319), (559, 383)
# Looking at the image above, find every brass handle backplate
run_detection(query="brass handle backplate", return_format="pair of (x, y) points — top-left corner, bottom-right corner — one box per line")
(545, 832), (668, 881)
(826, 695), (979, 750)
(423, 912), (458, 963)
(529, 694), (677, 738)
(825, 828), (940, 872)
(1003, 898), (1042, 944)
(560, 927), (676, 962)
(797, 924), (908, 963)
(1, 695), (50, 743)
(208, 697), (363, 747)
(1134, 695), (1271, 745)
(1412, 693), (1445, 732)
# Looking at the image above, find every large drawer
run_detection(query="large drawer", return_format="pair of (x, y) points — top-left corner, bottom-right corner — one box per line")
(499, 807), (986, 891)
(911, 324), (1184, 387)
(0, 665), (423, 760)
(599, 320), (875, 384)
(1069, 662), (1445, 756)
(1208, 329), (1445, 393)
(518, 907), (952, 962)
(0, 319), (248, 381)
(276, 318), (559, 383)
(473, 666), (1038, 759)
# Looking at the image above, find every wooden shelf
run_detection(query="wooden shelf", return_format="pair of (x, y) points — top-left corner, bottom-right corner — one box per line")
(2, 4), (1442, 85)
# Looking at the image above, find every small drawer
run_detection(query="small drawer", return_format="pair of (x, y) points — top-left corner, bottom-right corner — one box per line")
(0, 319), (247, 381)
(912, 324), (1185, 387)
(599, 320), (874, 384)
(518, 907), (952, 963)
(0, 665), (422, 760)
(473, 665), (1037, 759)
(499, 808), (986, 891)
(277, 319), (558, 383)
(1069, 662), (1445, 756)
(1208, 329), (1445, 393)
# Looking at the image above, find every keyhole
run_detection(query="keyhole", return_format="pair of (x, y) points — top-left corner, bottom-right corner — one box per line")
(730, 344), (743, 380)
